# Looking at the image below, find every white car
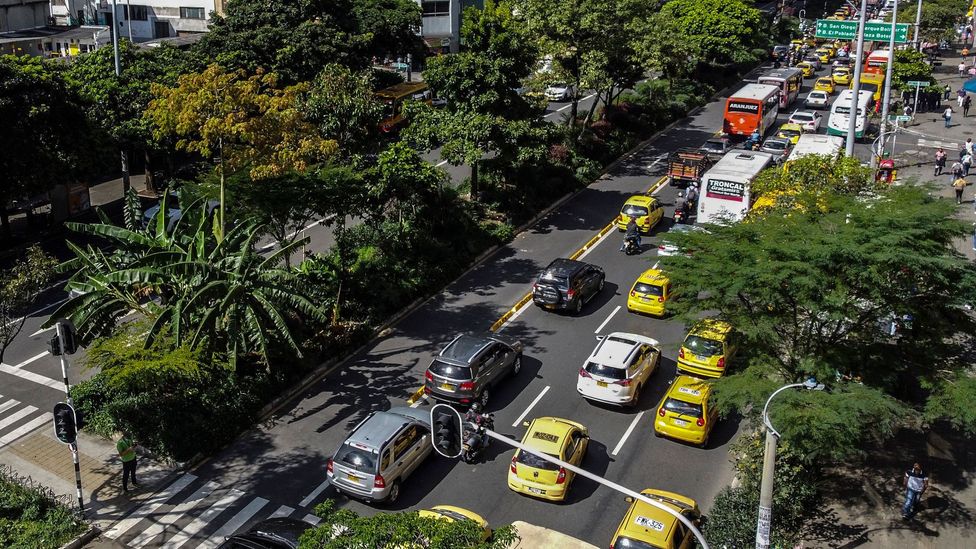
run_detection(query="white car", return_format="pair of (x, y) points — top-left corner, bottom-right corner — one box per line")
(804, 90), (831, 109)
(788, 110), (823, 132)
(545, 83), (575, 102)
(657, 225), (708, 257)
(576, 333), (660, 407)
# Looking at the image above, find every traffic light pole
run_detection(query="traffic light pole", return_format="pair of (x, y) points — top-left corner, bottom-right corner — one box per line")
(876, 0), (899, 167)
(846, 0), (870, 157)
(54, 321), (84, 514)
(483, 429), (710, 549)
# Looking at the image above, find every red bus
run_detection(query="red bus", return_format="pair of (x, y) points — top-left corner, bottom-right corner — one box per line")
(722, 83), (781, 137)
(863, 49), (891, 74)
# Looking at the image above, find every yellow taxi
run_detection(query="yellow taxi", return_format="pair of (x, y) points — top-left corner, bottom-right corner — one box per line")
(815, 48), (832, 64)
(814, 77), (835, 94)
(832, 67), (852, 85)
(508, 417), (588, 502)
(418, 506), (491, 541)
(795, 61), (815, 78)
(609, 489), (702, 549)
(676, 319), (736, 378)
(653, 376), (718, 447)
(617, 194), (664, 234)
(774, 123), (803, 145)
(626, 268), (670, 317)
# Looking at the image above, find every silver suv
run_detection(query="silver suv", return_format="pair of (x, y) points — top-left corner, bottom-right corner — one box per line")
(327, 407), (432, 504)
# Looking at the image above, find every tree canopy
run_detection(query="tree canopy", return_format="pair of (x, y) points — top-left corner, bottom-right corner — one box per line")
(658, 0), (768, 66)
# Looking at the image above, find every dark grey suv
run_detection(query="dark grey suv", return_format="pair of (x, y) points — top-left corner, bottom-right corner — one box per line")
(532, 258), (605, 314)
(423, 334), (524, 408)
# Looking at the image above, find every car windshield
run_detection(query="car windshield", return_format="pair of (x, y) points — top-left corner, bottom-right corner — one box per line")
(585, 361), (626, 380)
(792, 114), (813, 121)
(334, 443), (377, 473)
(622, 205), (649, 217)
(779, 129), (801, 137)
(684, 335), (723, 356)
(428, 359), (473, 380)
(763, 140), (787, 151)
(810, 92), (826, 99)
(633, 282), (663, 296)
(613, 536), (660, 549)
(516, 449), (561, 470)
(664, 397), (704, 418)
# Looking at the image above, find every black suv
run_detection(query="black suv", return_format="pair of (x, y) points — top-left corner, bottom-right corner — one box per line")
(424, 333), (523, 408)
(532, 258), (605, 314)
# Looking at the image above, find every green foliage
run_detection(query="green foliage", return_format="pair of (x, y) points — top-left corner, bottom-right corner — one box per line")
(889, 49), (933, 92)
(751, 154), (880, 210)
(0, 246), (58, 363)
(302, 64), (384, 155)
(0, 466), (86, 549)
(300, 499), (518, 548)
(894, 0), (961, 42)
(659, 0), (769, 66)
(925, 373), (976, 436)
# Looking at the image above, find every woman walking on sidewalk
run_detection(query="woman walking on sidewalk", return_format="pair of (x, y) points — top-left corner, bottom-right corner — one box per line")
(944, 106), (954, 127)
(945, 84), (952, 100)
(954, 176), (967, 204)
(965, 95), (972, 117)
(935, 148), (947, 176)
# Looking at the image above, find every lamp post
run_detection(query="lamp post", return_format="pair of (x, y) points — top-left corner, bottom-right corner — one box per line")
(846, 0), (869, 157)
(876, 0), (898, 167)
(912, 0), (922, 51)
(755, 377), (825, 549)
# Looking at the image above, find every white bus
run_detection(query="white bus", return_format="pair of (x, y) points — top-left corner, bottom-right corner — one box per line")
(785, 134), (845, 163)
(696, 151), (774, 224)
(827, 89), (873, 139)
(757, 67), (804, 109)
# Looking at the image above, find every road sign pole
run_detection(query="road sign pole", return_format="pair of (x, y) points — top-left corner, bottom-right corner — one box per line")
(912, 0), (922, 50)
(53, 321), (84, 515)
(846, 0), (870, 157)
(877, 0), (899, 166)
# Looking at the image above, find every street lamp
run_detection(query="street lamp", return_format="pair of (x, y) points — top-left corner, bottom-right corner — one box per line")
(755, 377), (825, 549)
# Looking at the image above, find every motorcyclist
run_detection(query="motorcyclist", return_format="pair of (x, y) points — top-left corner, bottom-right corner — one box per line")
(674, 193), (689, 222)
(463, 403), (492, 452)
(620, 218), (641, 251)
(685, 184), (699, 210)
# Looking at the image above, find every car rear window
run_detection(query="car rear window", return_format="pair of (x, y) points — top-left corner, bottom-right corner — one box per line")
(613, 537), (660, 549)
(684, 335), (722, 356)
(633, 283), (663, 296)
(428, 359), (473, 380)
(664, 398), (703, 418)
(538, 271), (569, 288)
(334, 443), (377, 473)
(585, 361), (626, 380)
(622, 205), (649, 217)
(516, 450), (560, 470)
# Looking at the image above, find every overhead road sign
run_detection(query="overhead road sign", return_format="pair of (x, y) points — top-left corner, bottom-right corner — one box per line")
(815, 19), (910, 42)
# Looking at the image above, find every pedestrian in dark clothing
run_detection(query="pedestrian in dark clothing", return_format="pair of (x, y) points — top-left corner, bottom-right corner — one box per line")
(935, 148), (947, 176)
(945, 84), (952, 100)
(965, 95), (972, 117)
(117, 432), (139, 493)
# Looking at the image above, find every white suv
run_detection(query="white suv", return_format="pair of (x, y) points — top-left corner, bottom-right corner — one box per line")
(576, 333), (661, 407)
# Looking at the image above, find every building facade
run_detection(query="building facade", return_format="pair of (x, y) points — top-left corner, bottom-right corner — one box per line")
(416, 0), (482, 54)
(1, 0), (50, 33)
(95, 0), (225, 41)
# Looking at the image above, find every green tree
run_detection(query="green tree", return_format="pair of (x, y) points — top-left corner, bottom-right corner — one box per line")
(299, 499), (518, 548)
(0, 246), (58, 363)
(888, 49), (933, 92)
(750, 153), (881, 212)
(660, 186), (976, 459)
(302, 64), (384, 156)
(658, 0), (768, 66)
(630, 11), (699, 89)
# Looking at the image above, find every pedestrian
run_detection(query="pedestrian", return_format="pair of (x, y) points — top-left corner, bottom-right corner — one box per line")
(954, 176), (967, 204)
(951, 160), (963, 179)
(945, 84), (952, 100)
(966, 138), (974, 156)
(963, 152), (972, 176)
(944, 106), (954, 127)
(960, 61), (967, 77)
(935, 148), (947, 176)
(967, 96), (973, 117)
(902, 462), (929, 519)
(117, 432), (139, 493)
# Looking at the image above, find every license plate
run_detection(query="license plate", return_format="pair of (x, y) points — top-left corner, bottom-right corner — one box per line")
(641, 297), (651, 302)
(672, 419), (689, 427)
(347, 474), (361, 482)
(440, 383), (454, 391)
(527, 487), (545, 495)
(597, 381), (608, 388)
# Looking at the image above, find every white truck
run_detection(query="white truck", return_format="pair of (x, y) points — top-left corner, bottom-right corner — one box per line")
(695, 150), (774, 224)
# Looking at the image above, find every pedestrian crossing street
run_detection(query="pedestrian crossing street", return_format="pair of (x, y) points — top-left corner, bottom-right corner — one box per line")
(104, 473), (326, 548)
(0, 393), (54, 450)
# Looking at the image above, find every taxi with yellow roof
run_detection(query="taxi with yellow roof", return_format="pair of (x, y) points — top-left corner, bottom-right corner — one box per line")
(831, 66), (852, 86)
(676, 319), (736, 378)
(814, 77), (835, 94)
(418, 506), (492, 541)
(507, 416), (589, 502)
(626, 268), (671, 317)
(653, 375), (718, 447)
(609, 489), (702, 549)
(795, 61), (815, 78)
(617, 194), (664, 234)
(774, 123), (803, 145)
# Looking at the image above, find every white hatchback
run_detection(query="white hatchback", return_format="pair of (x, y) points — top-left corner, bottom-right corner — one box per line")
(788, 110), (823, 132)
(576, 333), (661, 407)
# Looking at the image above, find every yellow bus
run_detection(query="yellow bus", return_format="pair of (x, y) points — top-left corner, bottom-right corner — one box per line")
(375, 82), (431, 133)
(850, 71), (885, 103)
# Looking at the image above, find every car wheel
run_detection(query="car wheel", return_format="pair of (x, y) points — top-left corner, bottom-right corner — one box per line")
(387, 480), (401, 504)
(479, 388), (491, 407)
(654, 429), (664, 438)
(574, 298), (583, 314)
(630, 385), (642, 408)
(512, 354), (522, 376)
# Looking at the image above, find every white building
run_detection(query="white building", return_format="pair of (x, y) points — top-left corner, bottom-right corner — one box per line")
(95, 0), (225, 41)
(417, 0), (483, 54)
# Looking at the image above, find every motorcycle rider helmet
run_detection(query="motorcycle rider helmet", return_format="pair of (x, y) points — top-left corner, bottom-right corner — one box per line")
(470, 402), (482, 414)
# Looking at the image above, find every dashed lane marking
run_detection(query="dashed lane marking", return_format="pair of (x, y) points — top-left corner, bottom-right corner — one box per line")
(512, 385), (550, 427)
(595, 306), (621, 334)
(612, 411), (646, 456)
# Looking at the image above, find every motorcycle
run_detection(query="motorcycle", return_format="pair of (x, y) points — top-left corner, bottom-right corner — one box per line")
(621, 234), (641, 255)
(673, 207), (688, 225)
(461, 414), (494, 463)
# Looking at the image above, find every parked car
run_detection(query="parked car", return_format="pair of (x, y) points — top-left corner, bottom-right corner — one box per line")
(532, 258), (605, 314)
(804, 90), (832, 109)
(216, 518), (313, 549)
(788, 110), (824, 132)
(545, 83), (575, 101)
(327, 407), (432, 504)
(576, 332), (660, 406)
(423, 333), (523, 408)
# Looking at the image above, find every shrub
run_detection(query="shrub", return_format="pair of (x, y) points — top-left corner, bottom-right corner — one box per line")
(0, 466), (86, 549)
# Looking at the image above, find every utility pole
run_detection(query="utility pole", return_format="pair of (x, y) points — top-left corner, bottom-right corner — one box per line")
(846, 0), (869, 157)
(876, 0), (898, 166)
(912, 0), (922, 51)
(110, 0), (131, 194)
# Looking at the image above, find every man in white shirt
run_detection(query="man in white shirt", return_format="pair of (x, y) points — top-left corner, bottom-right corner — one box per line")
(902, 462), (929, 519)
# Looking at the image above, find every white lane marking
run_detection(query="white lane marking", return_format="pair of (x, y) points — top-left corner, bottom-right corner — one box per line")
(14, 352), (49, 368)
(512, 385), (550, 427)
(556, 104), (572, 112)
(0, 414), (51, 449)
(29, 326), (55, 337)
(409, 393), (429, 408)
(544, 93), (598, 116)
(435, 159), (449, 167)
(104, 474), (198, 539)
(612, 411), (646, 456)
(0, 363), (63, 389)
(302, 514), (322, 526)
(647, 157), (664, 171)
(259, 217), (334, 252)
(0, 398), (19, 414)
(652, 261), (659, 269)
(652, 182), (667, 195)
(197, 497), (269, 549)
(168, 489), (243, 549)
(495, 300), (534, 333)
(128, 481), (219, 548)
(577, 225), (618, 261)
(0, 405), (38, 431)
(4, 299), (67, 329)
(298, 479), (331, 507)
(595, 305), (621, 334)
(269, 505), (295, 519)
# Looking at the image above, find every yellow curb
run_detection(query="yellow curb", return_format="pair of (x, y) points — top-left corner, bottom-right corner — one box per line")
(405, 384), (426, 405)
(488, 175), (669, 333)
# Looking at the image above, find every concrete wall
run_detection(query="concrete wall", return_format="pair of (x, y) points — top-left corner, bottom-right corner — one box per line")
(0, 0), (50, 32)
(100, 0), (214, 41)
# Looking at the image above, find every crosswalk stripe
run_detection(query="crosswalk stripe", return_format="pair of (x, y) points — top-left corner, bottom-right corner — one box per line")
(104, 474), (198, 539)
(0, 405), (38, 431)
(0, 414), (51, 449)
(0, 398), (20, 414)
(196, 497), (268, 549)
(127, 480), (219, 548)
(298, 479), (330, 507)
(302, 514), (321, 526)
(168, 489), (244, 549)
(0, 362), (62, 389)
(269, 505), (294, 518)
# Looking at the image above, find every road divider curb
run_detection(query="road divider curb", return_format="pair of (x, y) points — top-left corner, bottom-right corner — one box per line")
(406, 385), (426, 405)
